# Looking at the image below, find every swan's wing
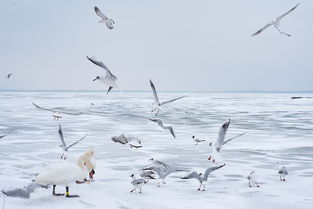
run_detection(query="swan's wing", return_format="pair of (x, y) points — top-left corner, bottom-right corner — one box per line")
(203, 164), (225, 181)
(94, 6), (108, 20)
(67, 134), (88, 150)
(223, 132), (246, 145)
(181, 171), (201, 182)
(276, 3), (300, 20)
(86, 56), (117, 79)
(215, 119), (230, 150)
(32, 103), (55, 113)
(251, 22), (273, 36)
(58, 125), (67, 151)
(160, 96), (186, 106)
(149, 80), (160, 105)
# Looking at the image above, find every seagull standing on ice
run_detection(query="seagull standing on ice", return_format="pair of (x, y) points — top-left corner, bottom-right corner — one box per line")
(94, 6), (115, 29)
(278, 166), (288, 181)
(192, 136), (206, 146)
(252, 3), (300, 37)
(149, 79), (186, 116)
(58, 124), (87, 159)
(181, 164), (225, 191)
(130, 174), (146, 193)
(149, 118), (176, 139)
(208, 119), (246, 162)
(87, 56), (118, 95)
(247, 171), (260, 187)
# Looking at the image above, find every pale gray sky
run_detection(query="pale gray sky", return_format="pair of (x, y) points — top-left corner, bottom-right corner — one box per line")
(0, 0), (312, 91)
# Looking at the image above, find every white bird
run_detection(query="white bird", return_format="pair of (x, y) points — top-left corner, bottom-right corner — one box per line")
(32, 103), (82, 120)
(35, 149), (96, 197)
(149, 79), (186, 116)
(0, 129), (13, 140)
(130, 174), (146, 193)
(247, 171), (260, 187)
(58, 124), (87, 159)
(208, 119), (246, 162)
(143, 159), (185, 187)
(111, 134), (142, 148)
(6, 73), (13, 79)
(278, 166), (288, 181)
(94, 6), (115, 30)
(149, 118), (176, 139)
(252, 3), (300, 37)
(87, 56), (118, 95)
(181, 164), (225, 191)
(192, 136), (206, 145)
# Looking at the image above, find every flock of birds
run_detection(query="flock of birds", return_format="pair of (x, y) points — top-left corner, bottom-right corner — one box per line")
(1, 1), (299, 201)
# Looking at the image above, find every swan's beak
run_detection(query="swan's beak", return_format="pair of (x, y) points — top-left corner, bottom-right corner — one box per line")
(89, 169), (95, 179)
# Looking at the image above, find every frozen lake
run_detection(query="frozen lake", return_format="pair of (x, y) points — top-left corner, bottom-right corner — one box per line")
(0, 91), (313, 209)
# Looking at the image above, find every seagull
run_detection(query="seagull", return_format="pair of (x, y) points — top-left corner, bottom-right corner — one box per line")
(192, 136), (206, 146)
(142, 159), (185, 187)
(6, 73), (13, 79)
(149, 118), (176, 139)
(247, 171), (260, 187)
(86, 56), (118, 95)
(252, 3), (300, 37)
(140, 170), (156, 181)
(111, 134), (142, 148)
(58, 124), (87, 159)
(94, 6), (115, 30)
(208, 119), (246, 162)
(32, 103), (82, 119)
(278, 165), (288, 181)
(130, 174), (146, 193)
(148, 158), (169, 169)
(0, 129), (13, 140)
(181, 164), (225, 191)
(149, 79), (186, 116)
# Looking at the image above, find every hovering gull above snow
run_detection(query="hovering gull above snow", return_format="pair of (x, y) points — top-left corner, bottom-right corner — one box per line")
(208, 119), (246, 162)
(130, 174), (146, 193)
(0, 129), (13, 140)
(111, 134), (142, 148)
(94, 6), (115, 30)
(149, 79), (186, 116)
(247, 171), (260, 187)
(192, 136), (206, 146)
(252, 3), (300, 37)
(181, 164), (225, 191)
(58, 124), (87, 159)
(149, 118), (176, 139)
(6, 73), (13, 79)
(32, 103), (82, 120)
(87, 56), (118, 95)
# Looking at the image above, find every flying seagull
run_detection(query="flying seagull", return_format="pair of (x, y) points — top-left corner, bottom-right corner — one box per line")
(32, 103), (82, 120)
(149, 79), (186, 116)
(0, 129), (13, 140)
(87, 56), (118, 95)
(58, 124), (87, 159)
(6, 73), (13, 79)
(252, 3), (300, 37)
(111, 134), (142, 148)
(208, 119), (246, 162)
(94, 6), (115, 30)
(181, 164), (225, 191)
(149, 118), (176, 139)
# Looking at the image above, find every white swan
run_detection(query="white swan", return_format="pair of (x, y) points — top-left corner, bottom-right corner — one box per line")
(35, 149), (95, 197)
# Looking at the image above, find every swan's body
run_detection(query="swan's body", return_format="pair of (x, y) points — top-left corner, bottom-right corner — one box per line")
(35, 149), (95, 197)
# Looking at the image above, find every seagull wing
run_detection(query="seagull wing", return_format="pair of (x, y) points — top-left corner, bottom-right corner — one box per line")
(32, 103), (55, 113)
(131, 178), (145, 185)
(165, 126), (176, 139)
(94, 6), (108, 20)
(276, 3), (300, 20)
(149, 80), (160, 105)
(203, 164), (225, 181)
(58, 124), (67, 151)
(215, 119), (230, 150)
(0, 129), (13, 139)
(251, 22), (273, 36)
(67, 134), (88, 150)
(160, 96), (186, 106)
(148, 118), (160, 123)
(223, 132), (246, 145)
(86, 56), (117, 79)
(181, 171), (202, 183)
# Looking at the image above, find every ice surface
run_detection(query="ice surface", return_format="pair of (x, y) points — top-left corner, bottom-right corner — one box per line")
(0, 92), (313, 209)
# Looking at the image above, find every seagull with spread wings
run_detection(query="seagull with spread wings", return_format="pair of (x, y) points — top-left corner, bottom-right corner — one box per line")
(181, 164), (225, 191)
(149, 118), (176, 139)
(94, 6), (115, 30)
(252, 3), (300, 37)
(32, 103), (82, 120)
(149, 79), (186, 116)
(58, 124), (87, 159)
(87, 56), (118, 95)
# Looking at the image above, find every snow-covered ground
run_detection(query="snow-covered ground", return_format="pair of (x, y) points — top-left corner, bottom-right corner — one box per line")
(0, 91), (313, 209)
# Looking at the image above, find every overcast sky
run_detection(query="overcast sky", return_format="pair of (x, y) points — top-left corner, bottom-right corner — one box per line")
(0, 0), (312, 91)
